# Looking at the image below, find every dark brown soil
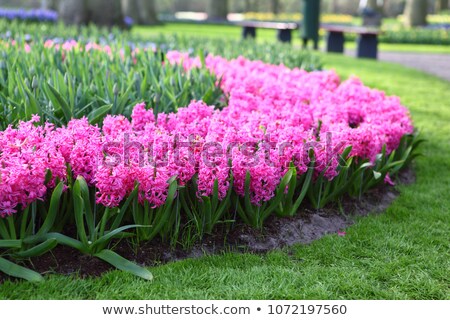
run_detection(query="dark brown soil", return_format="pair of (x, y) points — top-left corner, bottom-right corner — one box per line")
(0, 169), (415, 282)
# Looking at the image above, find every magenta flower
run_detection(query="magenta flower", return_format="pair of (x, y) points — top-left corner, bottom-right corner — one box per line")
(0, 47), (414, 216)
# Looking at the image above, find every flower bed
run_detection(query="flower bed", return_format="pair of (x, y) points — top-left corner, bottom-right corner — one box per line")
(0, 42), (421, 282)
(0, 8), (57, 22)
(0, 32), (321, 130)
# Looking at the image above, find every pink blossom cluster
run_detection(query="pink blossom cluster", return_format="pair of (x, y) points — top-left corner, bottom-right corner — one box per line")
(167, 51), (413, 174)
(0, 39), (143, 62)
(0, 116), (66, 216)
(43, 39), (114, 56)
(0, 39), (31, 52)
(0, 52), (414, 217)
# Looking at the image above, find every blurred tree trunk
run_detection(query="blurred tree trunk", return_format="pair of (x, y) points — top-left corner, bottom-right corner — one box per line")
(49, 0), (57, 10)
(173, 0), (190, 11)
(58, 0), (88, 25)
(122, 0), (159, 25)
(122, 0), (140, 22)
(88, 0), (124, 27)
(40, 0), (57, 10)
(436, 0), (448, 11)
(137, 0), (158, 25)
(207, 0), (228, 20)
(245, 0), (260, 12)
(403, 0), (428, 27)
(271, 0), (280, 14)
(252, 0), (260, 12)
(383, 0), (392, 16)
(59, 0), (124, 26)
(245, 0), (251, 11)
(245, 0), (259, 12)
(331, 0), (339, 13)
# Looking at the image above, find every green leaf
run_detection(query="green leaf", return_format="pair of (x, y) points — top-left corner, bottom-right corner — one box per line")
(76, 176), (94, 237)
(243, 171), (254, 220)
(265, 168), (294, 215)
(74, 101), (95, 118)
(92, 224), (142, 253)
(339, 146), (353, 164)
(94, 249), (153, 281)
(23, 85), (40, 117)
(321, 161), (372, 207)
(28, 232), (85, 252)
(46, 83), (72, 122)
(14, 239), (57, 259)
(36, 181), (64, 237)
(211, 179), (219, 213)
(202, 197), (212, 230)
(285, 166), (298, 208)
(212, 175), (234, 226)
(111, 184), (139, 230)
(142, 178), (178, 241)
(73, 177), (89, 246)
(290, 162), (314, 216)
(0, 240), (22, 249)
(0, 256), (44, 282)
(0, 218), (11, 239)
(198, 49), (206, 68)
(87, 104), (112, 124)
(236, 201), (251, 225)
(180, 189), (193, 217)
(44, 169), (53, 185)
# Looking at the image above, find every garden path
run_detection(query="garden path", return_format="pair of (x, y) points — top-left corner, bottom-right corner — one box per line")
(346, 49), (450, 82)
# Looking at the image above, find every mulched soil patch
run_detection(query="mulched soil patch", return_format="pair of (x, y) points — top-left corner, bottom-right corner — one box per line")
(0, 169), (415, 283)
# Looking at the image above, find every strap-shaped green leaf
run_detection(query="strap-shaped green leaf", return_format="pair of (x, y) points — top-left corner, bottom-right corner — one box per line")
(265, 168), (294, 217)
(94, 249), (153, 281)
(211, 179), (219, 214)
(285, 165), (298, 209)
(88, 104), (112, 124)
(0, 256), (43, 282)
(202, 197), (212, 231)
(46, 83), (72, 122)
(73, 179), (89, 247)
(0, 218), (11, 239)
(26, 232), (85, 252)
(243, 171), (254, 224)
(212, 175), (234, 226)
(37, 181), (64, 237)
(14, 239), (57, 259)
(76, 176), (95, 238)
(290, 161), (314, 216)
(144, 178), (178, 241)
(322, 161), (372, 206)
(111, 184), (139, 230)
(0, 239), (22, 249)
(91, 224), (142, 253)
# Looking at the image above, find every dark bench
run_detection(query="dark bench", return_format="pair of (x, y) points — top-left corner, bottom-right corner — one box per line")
(322, 25), (381, 59)
(235, 21), (299, 43)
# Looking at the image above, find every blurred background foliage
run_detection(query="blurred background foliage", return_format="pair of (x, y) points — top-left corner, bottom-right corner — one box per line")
(0, 0), (448, 25)
(0, 1), (448, 44)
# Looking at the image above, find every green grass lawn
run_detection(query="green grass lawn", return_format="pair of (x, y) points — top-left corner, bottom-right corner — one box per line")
(132, 23), (450, 54)
(0, 53), (449, 299)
